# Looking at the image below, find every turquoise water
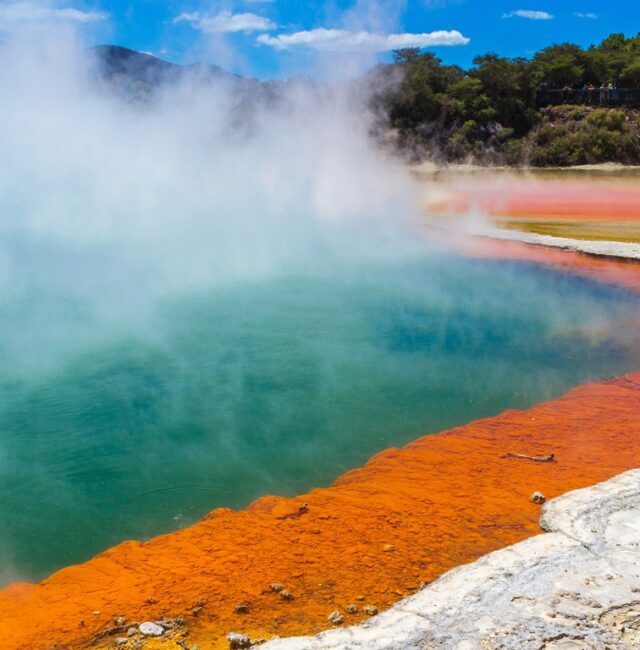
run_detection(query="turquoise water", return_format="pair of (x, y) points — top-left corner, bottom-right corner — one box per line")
(1, 254), (640, 583)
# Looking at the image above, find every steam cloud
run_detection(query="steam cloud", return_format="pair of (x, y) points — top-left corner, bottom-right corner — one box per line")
(0, 26), (427, 374)
(0, 22), (441, 581)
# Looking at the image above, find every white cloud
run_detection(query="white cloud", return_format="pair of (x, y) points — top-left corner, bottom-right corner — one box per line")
(173, 10), (276, 33)
(257, 28), (470, 52)
(0, 2), (108, 28)
(574, 12), (597, 19)
(502, 9), (554, 20)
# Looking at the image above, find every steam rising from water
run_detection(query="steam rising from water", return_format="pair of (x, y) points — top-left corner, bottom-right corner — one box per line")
(0, 32), (425, 375)
(2, 31), (640, 585)
(0, 30), (428, 580)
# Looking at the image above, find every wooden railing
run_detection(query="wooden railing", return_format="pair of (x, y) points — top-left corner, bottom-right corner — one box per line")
(537, 88), (640, 108)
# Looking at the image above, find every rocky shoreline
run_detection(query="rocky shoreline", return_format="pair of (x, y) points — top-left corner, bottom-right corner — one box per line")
(264, 469), (640, 649)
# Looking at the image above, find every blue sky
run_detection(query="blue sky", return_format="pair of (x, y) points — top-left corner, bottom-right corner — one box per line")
(0, 0), (638, 78)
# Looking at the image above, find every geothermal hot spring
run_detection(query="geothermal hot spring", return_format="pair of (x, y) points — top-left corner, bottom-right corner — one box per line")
(2, 42), (640, 586)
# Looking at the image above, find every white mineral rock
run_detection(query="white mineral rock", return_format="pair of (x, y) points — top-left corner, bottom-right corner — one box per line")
(139, 621), (164, 636)
(263, 468), (640, 650)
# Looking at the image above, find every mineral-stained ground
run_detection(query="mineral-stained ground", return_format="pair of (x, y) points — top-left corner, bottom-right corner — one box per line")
(1, 368), (640, 649)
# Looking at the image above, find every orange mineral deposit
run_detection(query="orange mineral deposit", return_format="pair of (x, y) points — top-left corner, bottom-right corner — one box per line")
(1, 370), (640, 649)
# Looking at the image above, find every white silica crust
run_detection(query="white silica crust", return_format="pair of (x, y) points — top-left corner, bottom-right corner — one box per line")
(263, 468), (640, 650)
(483, 227), (640, 260)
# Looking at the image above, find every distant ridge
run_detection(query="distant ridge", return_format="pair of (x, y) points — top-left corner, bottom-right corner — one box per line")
(91, 44), (260, 93)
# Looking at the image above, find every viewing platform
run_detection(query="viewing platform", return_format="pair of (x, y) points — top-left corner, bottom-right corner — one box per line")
(538, 87), (640, 108)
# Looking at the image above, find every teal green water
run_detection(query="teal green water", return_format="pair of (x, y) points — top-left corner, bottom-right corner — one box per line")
(1, 254), (640, 583)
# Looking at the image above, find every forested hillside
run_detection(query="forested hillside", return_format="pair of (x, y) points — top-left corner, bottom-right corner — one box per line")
(370, 33), (640, 165)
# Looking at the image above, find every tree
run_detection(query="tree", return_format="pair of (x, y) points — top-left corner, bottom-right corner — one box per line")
(392, 48), (421, 65)
(533, 44), (586, 87)
(469, 55), (537, 134)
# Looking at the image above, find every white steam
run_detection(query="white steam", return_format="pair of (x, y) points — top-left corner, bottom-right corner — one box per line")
(0, 28), (425, 373)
